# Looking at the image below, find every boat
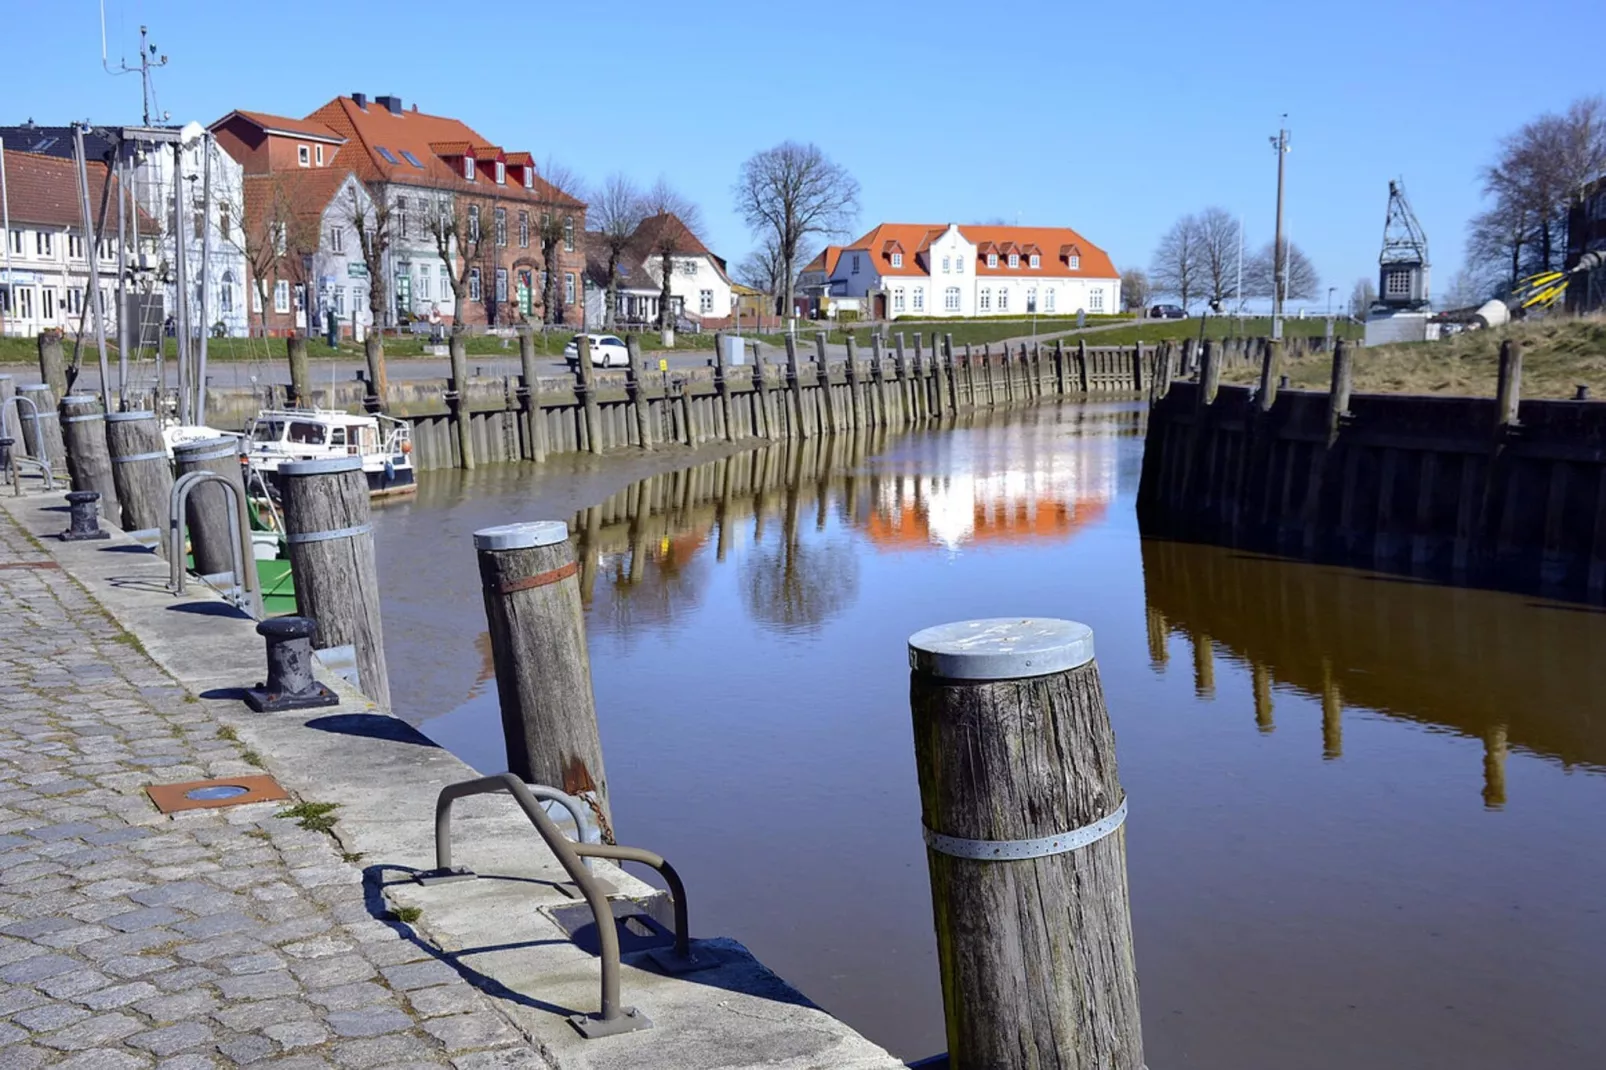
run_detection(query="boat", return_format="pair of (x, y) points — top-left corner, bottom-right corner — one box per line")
(243, 407), (417, 498)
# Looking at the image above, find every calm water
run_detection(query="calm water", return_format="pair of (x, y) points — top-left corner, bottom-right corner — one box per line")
(375, 403), (1606, 1067)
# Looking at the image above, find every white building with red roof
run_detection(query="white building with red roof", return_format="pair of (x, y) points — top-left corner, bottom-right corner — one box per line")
(814, 223), (1119, 320)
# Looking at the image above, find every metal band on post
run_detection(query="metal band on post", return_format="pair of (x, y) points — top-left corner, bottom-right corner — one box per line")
(284, 523), (374, 545)
(112, 450), (169, 464)
(924, 799), (1128, 861)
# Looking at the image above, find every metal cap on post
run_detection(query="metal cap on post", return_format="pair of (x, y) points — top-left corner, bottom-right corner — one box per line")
(908, 617), (1143, 1070)
(474, 519), (612, 836)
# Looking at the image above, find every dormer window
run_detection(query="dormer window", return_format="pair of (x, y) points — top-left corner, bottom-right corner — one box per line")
(1069, 255), (1080, 269)
(523, 167), (533, 189)
(1028, 253), (1039, 268)
(297, 145), (310, 167)
(315, 145), (324, 166)
(987, 253), (998, 268)
(464, 157), (476, 181)
(494, 161), (505, 184)
(890, 252), (903, 268)
(1008, 253), (1019, 268)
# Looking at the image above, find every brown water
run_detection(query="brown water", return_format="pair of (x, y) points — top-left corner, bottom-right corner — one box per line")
(374, 402), (1606, 1067)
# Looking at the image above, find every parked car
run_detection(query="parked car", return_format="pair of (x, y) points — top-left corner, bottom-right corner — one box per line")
(563, 334), (630, 368)
(1150, 304), (1187, 319)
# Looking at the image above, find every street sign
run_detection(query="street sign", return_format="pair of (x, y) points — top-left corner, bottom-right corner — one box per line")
(347, 263), (369, 279)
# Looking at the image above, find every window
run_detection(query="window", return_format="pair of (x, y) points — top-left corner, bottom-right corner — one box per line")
(980, 288), (991, 311)
(1385, 270), (1411, 296)
(395, 197), (408, 240)
(890, 252), (903, 268)
(219, 274), (234, 314)
(439, 197), (452, 232)
(376, 146), (399, 165)
(274, 279), (290, 313)
(1089, 289), (1104, 311)
(297, 144), (310, 167)
(98, 237), (113, 260)
(219, 206), (231, 241)
(7, 230), (21, 255)
(1068, 255), (1080, 270)
(330, 226), (343, 254)
(314, 144), (324, 166)
(469, 268), (481, 302)
(416, 266), (429, 301)
(944, 286), (960, 311)
(912, 289), (924, 312)
(987, 253), (998, 268)
(699, 289), (714, 313)
(494, 161), (505, 184)
(464, 157), (476, 181)
(36, 232), (53, 257)
(293, 284), (306, 312)
(41, 289), (55, 321)
(15, 288), (31, 318)
(892, 288), (906, 313)
(272, 223), (286, 256)
(1029, 254), (1040, 269)
(467, 206), (480, 243)
(563, 216), (575, 252)
(851, 254), (860, 275)
(67, 234), (83, 259)
(401, 150), (424, 169)
(1008, 253), (1019, 268)
(955, 255), (964, 274)
(1045, 288), (1056, 312)
(941, 255), (950, 273)
(494, 207), (507, 247)
(564, 272), (576, 304)
(67, 287), (83, 316)
(495, 268), (508, 303)
(1026, 289), (1037, 313)
(523, 167), (533, 189)
(998, 289), (1009, 311)
(193, 210), (205, 239)
(333, 285), (346, 315)
(518, 211), (529, 248)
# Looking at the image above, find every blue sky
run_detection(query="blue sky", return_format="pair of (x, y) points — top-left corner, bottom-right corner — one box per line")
(10, 0), (1603, 307)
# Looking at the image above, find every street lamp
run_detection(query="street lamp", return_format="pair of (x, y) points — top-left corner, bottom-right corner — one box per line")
(1326, 286), (1335, 317)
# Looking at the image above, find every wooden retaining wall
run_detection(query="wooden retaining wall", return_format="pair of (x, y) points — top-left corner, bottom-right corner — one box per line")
(1137, 340), (1606, 603)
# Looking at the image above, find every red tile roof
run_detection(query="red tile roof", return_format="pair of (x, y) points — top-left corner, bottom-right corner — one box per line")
(844, 223), (1116, 279)
(242, 169), (359, 237)
(220, 110), (345, 144)
(304, 97), (583, 208)
(801, 245), (844, 276)
(0, 150), (145, 229)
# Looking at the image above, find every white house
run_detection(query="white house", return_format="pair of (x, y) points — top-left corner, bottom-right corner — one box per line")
(584, 213), (735, 328)
(816, 223), (1120, 320)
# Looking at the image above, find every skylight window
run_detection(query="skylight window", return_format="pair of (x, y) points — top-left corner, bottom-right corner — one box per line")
(375, 146), (399, 164)
(400, 150), (424, 168)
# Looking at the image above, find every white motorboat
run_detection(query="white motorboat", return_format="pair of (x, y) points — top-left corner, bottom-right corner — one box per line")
(243, 408), (416, 498)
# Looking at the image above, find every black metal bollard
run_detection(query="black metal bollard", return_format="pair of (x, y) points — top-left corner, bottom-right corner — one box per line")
(1575, 384), (1591, 401)
(243, 617), (340, 713)
(60, 491), (110, 542)
(0, 437), (11, 481)
(1279, 374), (1291, 389)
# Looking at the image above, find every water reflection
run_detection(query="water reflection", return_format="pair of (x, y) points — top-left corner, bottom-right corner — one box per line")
(1140, 538), (1606, 808)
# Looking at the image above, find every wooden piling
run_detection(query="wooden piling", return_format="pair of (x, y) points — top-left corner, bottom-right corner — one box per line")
(57, 395), (116, 514)
(814, 332), (839, 435)
(909, 618), (1143, 1070)
(172, 436), (248, 581)
(624, 336), (654, 449)
(714, 332), (736, 442)
(844, 335), (862, 428)
(105, 411), (173, 542)
(576, 336), (604, 455)
(1495, 339), (1522, 429)
(279, 456), (390, 709)
(751, 345), (773, 439)
(519, 329), (548, 462)
(19, 383), (66, 469)
(1077, 339), (1090, 394)
(1326, 339), (1352, 443)
(37, 333), (68, 400)
(1257, 339), (1283, 411)
(287, 334), (312, 407)
(784, 334), (810, 440)
(474, 520), (611, 828)
(1199, 340), (1222, 406)
(448, 331), (476, 470)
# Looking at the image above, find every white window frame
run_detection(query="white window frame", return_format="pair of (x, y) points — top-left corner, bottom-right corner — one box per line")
(851, 254), (860, 275)
(998, 288), (1010, 312)
(36, 232), (53, 257)
(564, 272), (576, 304)
(944, 286), (960, 311)
(65, 287), (82, 316)
(274, 279), (290, 313)
(892, 288), (906, 313)
(465, 157), (476, 181)
(1008, 253), (1019, 268)
(1045, 288), (1056, 312)
(314, 144), (324, 166)
(467, 205), (480, 243)
(523, 167), (533, 189)
(495, 267), (508, 303)
(1069, 255), (1080, 270)
(469, 267), (481, 302)
(980, 288), (991, 312)
(297, 144), (310, 167)
(329, 227), (343, 254)
(41, 288), (55, 321)
(1089, 288), (1104, 312)
(890, 252), (903, 269)
(518, 211), (529, 248)
(912, 288), (924, 312)
(495, 161), (506, 184)
(67, 234), (83, 259)
(699, 289), (714, 313)
(987, 253), (998, 268)
(941, 255), (950, 273)
(1029, 253), (1040, 269)
(495, 207), (507, 247)
(563, 217), (575, 253)
(7, 229), (21, 255)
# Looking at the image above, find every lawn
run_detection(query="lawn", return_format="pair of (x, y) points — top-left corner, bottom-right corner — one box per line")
(1217, 315), (1606, 400)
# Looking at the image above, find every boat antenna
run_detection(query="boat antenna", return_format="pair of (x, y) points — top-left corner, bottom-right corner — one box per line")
(101, 4), (169, 126)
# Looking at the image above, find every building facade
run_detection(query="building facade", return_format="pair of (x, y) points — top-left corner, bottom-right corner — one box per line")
(583, 213), (734, 329)
(815, 223), (1120, 320)
(1565, 174), (1606, 315)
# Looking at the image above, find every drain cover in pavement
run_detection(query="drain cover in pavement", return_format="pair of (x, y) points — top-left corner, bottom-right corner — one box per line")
(146, 775), (289, 814)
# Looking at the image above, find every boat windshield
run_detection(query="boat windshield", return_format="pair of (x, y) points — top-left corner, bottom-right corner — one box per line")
(286, 421), (328, 445)
(251, 420), (285, 443)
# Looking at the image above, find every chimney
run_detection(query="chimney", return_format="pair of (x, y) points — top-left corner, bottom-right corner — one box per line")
(376, 95), (403, 116)
(351, 92), (367, 110)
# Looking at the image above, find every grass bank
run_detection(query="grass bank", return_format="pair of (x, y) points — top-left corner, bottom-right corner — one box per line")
(1219, 316), (1606, 399)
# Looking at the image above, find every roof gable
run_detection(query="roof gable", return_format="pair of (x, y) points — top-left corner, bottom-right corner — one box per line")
(0, 149), (144, 229)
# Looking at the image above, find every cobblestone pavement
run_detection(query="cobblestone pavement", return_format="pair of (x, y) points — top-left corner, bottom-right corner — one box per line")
(0, 513), (551, 1068)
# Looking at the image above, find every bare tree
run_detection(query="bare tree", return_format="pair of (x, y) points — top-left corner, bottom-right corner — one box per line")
(347, 185), (393, 404)
(1245, 240), (1318, 301)
(736, 234), (794, 305)
(232, 175), (318, 336)
(1348, 277), (1376, 319)
(1477, 95), (1606, 277)
(735, 141), (860, 323)
(1150, 215), (1200, 311)
(534, 159), (584, 327)
(590, 174), (644, 330)
(1120, 268), (1151, 312)
(638, 178), (704, 332)
(425, 189), (498, 328)
(1440, 266), (1486, 310)
(1195, 207), (1241, 307)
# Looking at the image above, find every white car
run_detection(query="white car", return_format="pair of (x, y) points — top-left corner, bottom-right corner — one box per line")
(563, 334), (630, 368)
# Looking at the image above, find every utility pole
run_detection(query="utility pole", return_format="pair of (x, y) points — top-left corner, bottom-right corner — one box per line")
(73, 124), (113, 412)
(172, 141), (191, 425)
(1269, 118), (1290, 340)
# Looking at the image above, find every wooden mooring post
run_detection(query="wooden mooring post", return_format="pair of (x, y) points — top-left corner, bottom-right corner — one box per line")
(447, 330), (476, 470)
(286, 334), (312, 407)
(105, 411), (172, 544)
(37, 333), (68, 400)
(784, 334), (810, 440)
(625, 336), (655, 449)
(519, 328), (549, 461)
(908, 618), (1143, 1069)
(19, 383), (66, 469)
(474, 520), (612, 831)
(57, 395), (116, 515)
(576, 336), (604, 455)
(278, 456), (390, 709)
(172, 437), (248, 581)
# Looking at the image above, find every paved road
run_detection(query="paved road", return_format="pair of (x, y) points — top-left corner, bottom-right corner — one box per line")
(0, 509), (555, 1068)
